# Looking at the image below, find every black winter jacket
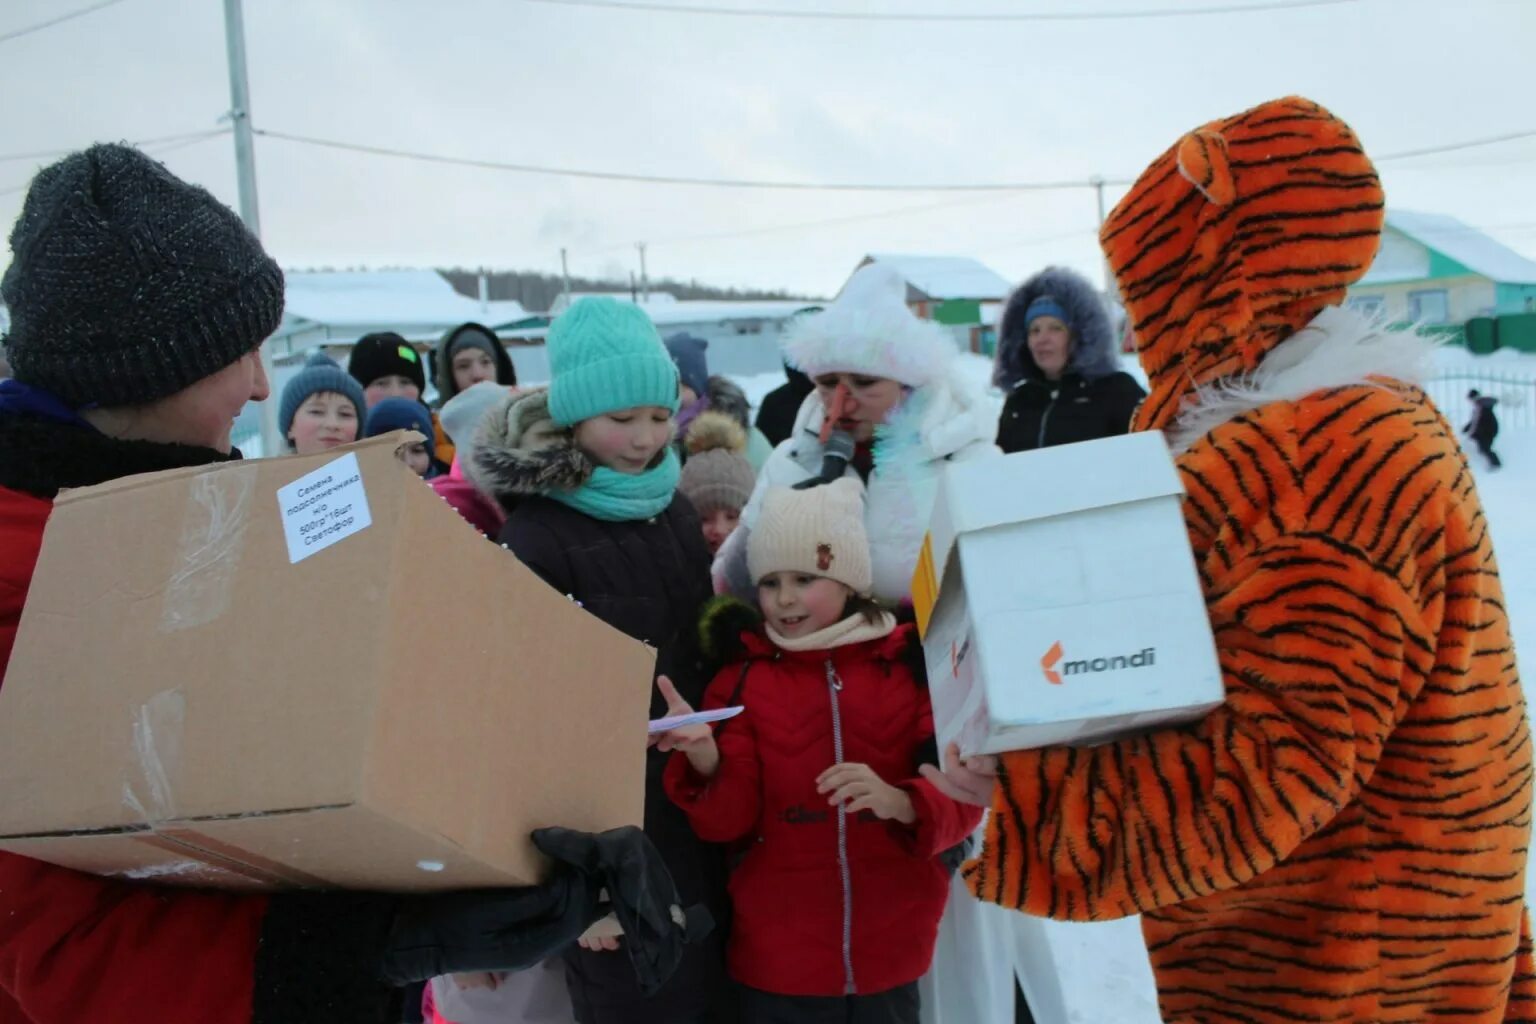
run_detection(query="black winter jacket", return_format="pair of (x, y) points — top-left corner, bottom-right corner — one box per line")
(754, 365), (814, 448)
(996, 371), (1145, 453)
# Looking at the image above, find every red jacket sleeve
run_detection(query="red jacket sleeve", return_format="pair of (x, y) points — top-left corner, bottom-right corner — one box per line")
(0, 852), (266, 1022)
(897, 689), (984, 857)
(0, 852), (400, 1023)
(663, 662), (763, 844)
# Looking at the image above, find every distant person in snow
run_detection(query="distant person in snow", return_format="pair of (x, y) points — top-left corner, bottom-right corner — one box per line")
(1465, 388), (1502, 469)
(993, 266), (1145, 453)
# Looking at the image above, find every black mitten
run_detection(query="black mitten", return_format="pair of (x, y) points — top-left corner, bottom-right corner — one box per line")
(379, 867), (600, 986)
(532, 825), (690, 995)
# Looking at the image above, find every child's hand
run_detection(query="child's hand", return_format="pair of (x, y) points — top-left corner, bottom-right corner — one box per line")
(817, 763), (916, 824)
(653, 676), (721, 778)
(451, 972), (502, 990)
(578, 913), (624, 952)
(920, 742), (1000, 807)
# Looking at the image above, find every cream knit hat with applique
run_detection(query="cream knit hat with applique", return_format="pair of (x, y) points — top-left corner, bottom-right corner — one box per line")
(747, 477), (872, 596)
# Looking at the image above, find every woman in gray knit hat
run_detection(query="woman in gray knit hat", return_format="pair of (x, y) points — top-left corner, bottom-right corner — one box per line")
(0, 144), (691, 1024)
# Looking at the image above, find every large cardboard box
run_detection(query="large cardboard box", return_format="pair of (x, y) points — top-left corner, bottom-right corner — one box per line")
(912, 432), (1223, 755)
(0, 434), (652, 891)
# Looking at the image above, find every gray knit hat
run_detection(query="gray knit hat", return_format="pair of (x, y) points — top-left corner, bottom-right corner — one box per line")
(679, 411), (757, 516)
(0, 143), (284, 408)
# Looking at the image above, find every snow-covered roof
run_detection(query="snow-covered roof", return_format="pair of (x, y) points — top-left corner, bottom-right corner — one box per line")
(548, 291), (679, 314)
(648, 299), (822, 327)
(859, 253), (1013, 301)
(279, 270), (526, 333)
(1378, 211), (1536, 285)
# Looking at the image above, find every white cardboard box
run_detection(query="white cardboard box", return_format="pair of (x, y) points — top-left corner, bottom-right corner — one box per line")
(912, 432), (1224, 755)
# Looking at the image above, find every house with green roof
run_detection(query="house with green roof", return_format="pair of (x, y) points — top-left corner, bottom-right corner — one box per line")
(1347, 211), (1536, 348)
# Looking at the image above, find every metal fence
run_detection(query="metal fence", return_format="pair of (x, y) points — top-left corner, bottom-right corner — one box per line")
(1424, 370), (1536, 432)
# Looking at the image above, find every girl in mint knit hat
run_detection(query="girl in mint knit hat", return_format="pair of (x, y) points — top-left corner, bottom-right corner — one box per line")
(472, 297), (730, 1024)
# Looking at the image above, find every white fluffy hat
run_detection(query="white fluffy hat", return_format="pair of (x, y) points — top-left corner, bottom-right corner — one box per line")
(782, 264), (959, 388)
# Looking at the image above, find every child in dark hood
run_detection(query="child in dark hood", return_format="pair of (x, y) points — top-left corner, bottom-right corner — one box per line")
(434, 322), (518, 466)
(365, 396), (444, 479)
(472, 299), (729, 1024)
(1465, 389), (1502, 469)
(993, 266), (1146, 453)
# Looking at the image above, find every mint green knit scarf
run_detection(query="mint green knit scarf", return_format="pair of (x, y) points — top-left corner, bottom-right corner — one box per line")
(548, 447), (681, 522)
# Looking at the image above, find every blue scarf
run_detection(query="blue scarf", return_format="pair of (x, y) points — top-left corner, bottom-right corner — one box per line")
(547, 447), (681, 522)
(0, 379), (97, 431)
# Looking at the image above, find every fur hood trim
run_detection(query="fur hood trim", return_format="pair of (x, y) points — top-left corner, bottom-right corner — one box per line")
(467, 387), (593, 498)
(1164, 304), (1437, 453)
(994, 265), (1119, 389)
(782, 264), (958, 388)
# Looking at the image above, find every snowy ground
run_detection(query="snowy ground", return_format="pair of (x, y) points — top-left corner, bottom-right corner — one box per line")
(746, 350), (1536, 1023)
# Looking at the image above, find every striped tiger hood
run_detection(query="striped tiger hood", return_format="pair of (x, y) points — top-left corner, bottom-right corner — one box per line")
(1101, 96), (1385, 433)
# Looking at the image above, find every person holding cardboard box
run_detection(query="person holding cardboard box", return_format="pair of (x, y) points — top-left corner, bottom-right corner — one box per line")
(0, 144), (698, 1024)
(472, 297), (729, 1024)
(992, 265), (1145, 454)
(925, 96), (1535, 1023)
(659, 478), (983, 1024)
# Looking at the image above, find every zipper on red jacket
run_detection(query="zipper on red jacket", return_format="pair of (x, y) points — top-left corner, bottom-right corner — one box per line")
(825, 658), (857, 995)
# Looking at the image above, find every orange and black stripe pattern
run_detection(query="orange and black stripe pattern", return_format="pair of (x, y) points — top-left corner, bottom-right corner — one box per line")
(968, 96), (1534, 1022)
(1101, 96), (1386, 433)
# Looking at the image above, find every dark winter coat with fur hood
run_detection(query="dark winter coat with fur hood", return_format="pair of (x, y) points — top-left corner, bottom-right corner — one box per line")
(993, 266), (1145, 453)
(471, 389), (728, 1023)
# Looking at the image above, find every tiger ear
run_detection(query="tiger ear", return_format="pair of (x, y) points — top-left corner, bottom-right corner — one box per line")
(1177, 129), (1235, 207)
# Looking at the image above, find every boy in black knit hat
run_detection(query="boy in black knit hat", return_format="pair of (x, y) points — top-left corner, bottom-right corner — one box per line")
(349, 331), (428, 409)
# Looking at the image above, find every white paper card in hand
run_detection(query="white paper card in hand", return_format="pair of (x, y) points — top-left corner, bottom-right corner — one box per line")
(647, 706), (745, 735)
(277, 452), (373, 564)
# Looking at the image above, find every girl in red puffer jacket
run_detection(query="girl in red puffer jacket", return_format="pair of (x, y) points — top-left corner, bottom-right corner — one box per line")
(659, 478), (982, 1024)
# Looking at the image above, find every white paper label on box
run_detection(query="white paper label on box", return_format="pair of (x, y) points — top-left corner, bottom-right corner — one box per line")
(277, 453), (373, 564)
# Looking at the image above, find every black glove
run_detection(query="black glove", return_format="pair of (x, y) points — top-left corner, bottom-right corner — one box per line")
(379, 861), (599, 986)
(792, 429), (855, 490)
(532, 825), (699, 996)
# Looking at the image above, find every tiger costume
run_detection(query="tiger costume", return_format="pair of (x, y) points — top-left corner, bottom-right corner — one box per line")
(967, 96), (1536, 1023)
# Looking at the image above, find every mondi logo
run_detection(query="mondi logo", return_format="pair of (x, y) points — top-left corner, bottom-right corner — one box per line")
(1041, 641), (1156, 685)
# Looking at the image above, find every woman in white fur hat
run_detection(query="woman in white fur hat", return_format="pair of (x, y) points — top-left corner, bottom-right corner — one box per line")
(713, 263), (998, 603)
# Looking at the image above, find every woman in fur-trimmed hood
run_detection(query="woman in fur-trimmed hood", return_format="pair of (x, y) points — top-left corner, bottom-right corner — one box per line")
(992, 265), (1145, 452)
(712, 263), (999, 604)
(934, 95), (1536, 1024)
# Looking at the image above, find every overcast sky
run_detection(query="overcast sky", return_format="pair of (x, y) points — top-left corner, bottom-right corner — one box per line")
(1, 0), (1533, 297)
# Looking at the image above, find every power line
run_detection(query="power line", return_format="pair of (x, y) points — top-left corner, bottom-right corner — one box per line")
(1376, 129), (1536, 163)
(0, 130), (229, 199)
(0, 129), (231, 164)
(0, 0), (129, 45)
(255, 128), (1098, 192)
(519, 0), (1355, 22)
(256, 124), (1536, 195)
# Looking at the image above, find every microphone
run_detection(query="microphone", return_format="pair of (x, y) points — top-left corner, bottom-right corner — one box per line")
(794, 429), (856, 490)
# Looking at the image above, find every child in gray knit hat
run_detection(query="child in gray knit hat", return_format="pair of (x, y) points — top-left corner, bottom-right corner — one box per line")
(678, 411), (758, 555)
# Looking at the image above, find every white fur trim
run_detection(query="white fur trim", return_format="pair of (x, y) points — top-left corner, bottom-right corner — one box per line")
(1164, 305), (1438, 453)
(781, 264), (960, 388)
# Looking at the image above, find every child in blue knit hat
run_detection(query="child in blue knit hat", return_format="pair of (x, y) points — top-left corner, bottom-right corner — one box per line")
(469, 297), (729, 1023)
(364, 396), (444, 479)
(279, 350), (367, 456)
